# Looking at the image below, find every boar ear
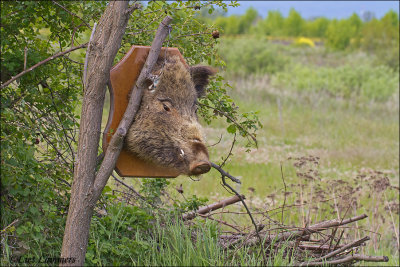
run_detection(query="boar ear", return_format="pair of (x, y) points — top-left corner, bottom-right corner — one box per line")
(190, 66), (217, 98)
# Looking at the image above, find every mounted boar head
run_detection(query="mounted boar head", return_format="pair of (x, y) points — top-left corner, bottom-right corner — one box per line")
(125, 55), (216, 176)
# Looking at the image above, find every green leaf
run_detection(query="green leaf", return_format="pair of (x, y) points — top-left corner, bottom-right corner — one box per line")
(227, 124), (236, 134)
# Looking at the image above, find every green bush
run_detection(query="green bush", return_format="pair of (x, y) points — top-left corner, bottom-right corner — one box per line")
(218, 37), (289, 75)
(86, 203), (153, 266)
(272, 61), (399, 101)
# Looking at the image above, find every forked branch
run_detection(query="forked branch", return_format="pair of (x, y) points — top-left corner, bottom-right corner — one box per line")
(91, 16), (173, 203)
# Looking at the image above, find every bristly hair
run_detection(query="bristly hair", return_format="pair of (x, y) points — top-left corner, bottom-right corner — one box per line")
(189, 65), (217, 98)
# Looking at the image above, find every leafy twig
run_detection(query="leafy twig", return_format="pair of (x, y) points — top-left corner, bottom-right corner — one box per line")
(1, 43), (88, 89)
(198, 102), (257, 146)
(51, 0), (91, 29)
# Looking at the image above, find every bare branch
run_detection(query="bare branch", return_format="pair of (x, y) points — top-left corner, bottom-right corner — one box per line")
(220, 133), (236, 168)
(1, 43), (88, 89)
(51, 0), (91, 29)
(183, 195), (244, 221)
(171, 31), (211, 41)
(91, 15), (173, 203)
(62, 55), (84, 65)
(244, 214), (369, 247)
(216, 168), (267, 264)
(280, 163), (287, 224)
(319, 236), (370, 260)
(41, 81), (76, 165)
(70, 22), (85, 48)
(23, 47), (27, 71)
(198, 214), (242, 232)
(299, 254), (388, 266)
(211, 162), (241, 184)
(111, 172), (152, 206)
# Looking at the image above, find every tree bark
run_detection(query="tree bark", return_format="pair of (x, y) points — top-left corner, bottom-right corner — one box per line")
(60, 2), (173, 265)
(60, 2), (131, 265)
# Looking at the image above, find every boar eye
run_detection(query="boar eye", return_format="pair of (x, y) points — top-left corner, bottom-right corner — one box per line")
(163, 104), (170, 112)
(158, 97), (173, 112)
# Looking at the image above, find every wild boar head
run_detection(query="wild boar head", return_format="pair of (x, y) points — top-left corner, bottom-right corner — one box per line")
(125, 55), (216, 176)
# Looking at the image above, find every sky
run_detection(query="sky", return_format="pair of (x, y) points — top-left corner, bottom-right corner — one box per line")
(225, 1), (400, 19)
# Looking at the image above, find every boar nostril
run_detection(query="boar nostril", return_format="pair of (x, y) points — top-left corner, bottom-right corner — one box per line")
(190, 161), (211, 175)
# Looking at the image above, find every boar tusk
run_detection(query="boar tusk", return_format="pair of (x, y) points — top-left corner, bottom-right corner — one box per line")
(180, 149), (185, 157)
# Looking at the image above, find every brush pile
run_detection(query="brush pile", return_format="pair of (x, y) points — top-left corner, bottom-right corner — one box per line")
(183, 195), (389, 266)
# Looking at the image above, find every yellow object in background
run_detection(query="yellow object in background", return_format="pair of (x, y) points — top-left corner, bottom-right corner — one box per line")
(295, 37), (315, 47)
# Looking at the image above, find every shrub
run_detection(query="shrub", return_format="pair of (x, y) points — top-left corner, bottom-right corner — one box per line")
(272, 61), (399, 101)
(218, 37), (289, 75)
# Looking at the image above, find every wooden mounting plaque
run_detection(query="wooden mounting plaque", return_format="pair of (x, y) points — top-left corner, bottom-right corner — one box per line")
(103, 45), (187, 178)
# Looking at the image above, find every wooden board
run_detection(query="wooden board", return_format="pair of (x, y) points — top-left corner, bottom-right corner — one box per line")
(103, 45), (187, 178)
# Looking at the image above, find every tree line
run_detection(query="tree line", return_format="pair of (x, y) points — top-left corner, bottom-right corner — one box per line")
(199, 7), (399, 68)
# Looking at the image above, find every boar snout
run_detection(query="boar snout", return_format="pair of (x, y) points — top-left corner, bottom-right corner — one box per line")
(188, 140), (210, 175)
(190, 160), (211, 175)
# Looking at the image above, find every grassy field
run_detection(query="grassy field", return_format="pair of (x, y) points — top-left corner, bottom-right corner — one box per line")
(117, 36), (398, 263)
(103, 36), (399, 265)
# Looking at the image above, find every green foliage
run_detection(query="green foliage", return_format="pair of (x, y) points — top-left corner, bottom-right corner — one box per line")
(359, 10), (400, 69)
(284, 8), (305, 37)
(305, 17), (330, 37)
(175, 195), (208, 213)
(86, 203), (153, 266)
(273, 61), (399, 101)
(140, 178), (170, 206)
(217, 37), (289, 75)
(257, 11), (285, 36)
(199, 74), (262, 147)
(200, 7), (399, 70)
(1, 0), (261, 264)
(1, 1), (106, 263)
(215, 7), (258, 35)
(325, 14), (362, 50)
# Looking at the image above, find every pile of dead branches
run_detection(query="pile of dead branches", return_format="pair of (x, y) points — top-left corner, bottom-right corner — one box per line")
(182, 195), (389, 266)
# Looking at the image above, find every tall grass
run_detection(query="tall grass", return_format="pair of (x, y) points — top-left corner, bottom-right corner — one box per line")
(95, 36), (399, 265)
(165, 36), (399, 263)
(87, 210), (269, 266)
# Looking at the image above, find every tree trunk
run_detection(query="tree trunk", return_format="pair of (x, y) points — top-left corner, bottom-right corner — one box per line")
(60, 2), (131, 265)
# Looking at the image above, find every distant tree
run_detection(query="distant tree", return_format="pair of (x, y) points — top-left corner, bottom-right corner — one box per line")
(381, 9), (399, 27)
(259, 10), (285, 36)
(214, 15), (240, 35)
(238, 7), (258, 34)
(348, 13), (363, 47)
(326, 13), (362, 50)
(360, 10), (399, 69)
(305, 17), (330, 37)
(284, 8), (305, 36)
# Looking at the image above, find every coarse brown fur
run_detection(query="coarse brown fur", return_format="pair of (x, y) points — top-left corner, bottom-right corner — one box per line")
(125, 55), (216, 175)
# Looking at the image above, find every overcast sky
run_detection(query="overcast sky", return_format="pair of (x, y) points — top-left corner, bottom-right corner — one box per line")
(225, 1), (399, 19)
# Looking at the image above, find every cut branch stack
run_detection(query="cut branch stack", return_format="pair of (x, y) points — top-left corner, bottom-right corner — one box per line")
(183, 197), (389, 266)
